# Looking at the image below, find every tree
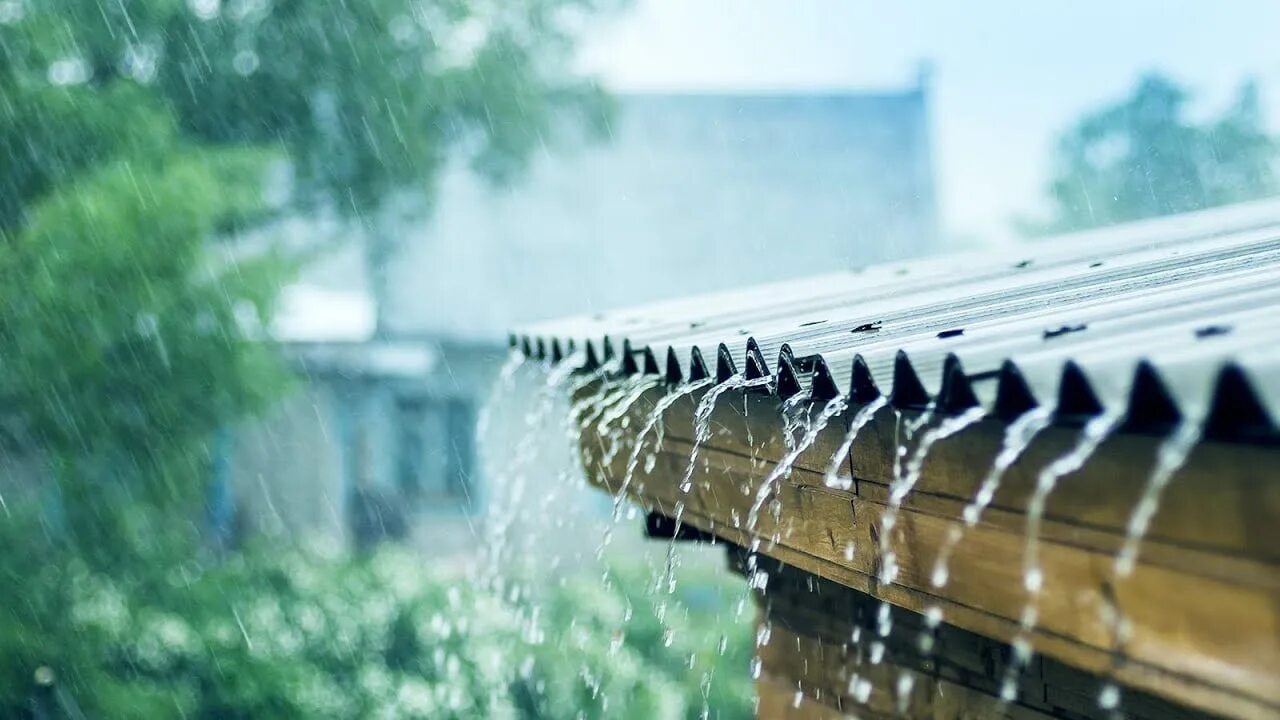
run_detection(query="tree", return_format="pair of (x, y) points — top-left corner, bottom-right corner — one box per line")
(1027, 73), (1278, 234)
(4, 0), (613, 330)
(0, 0), (613, 555)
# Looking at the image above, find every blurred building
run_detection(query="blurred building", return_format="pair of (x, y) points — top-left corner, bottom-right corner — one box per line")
(224, 81), (940, 554)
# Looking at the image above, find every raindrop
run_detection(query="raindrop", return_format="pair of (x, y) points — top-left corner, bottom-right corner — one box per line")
(0, 0), (23, 24)
(233, 49), (260, 76)
(187, 0), (219, 20)
(48, 56), (91, 86)
(1099, 682), (1122, 710)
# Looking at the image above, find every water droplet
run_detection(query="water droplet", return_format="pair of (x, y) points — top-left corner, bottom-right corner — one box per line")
(48, 57), (90, 86)
(233, 49), (260, 76)
(869, 641), (885, 664)
(0, 0), (24, 24)
(1099, 683), (1121, 710)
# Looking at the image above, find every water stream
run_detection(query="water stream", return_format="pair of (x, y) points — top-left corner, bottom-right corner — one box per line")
(747, 394), (848, 547)
(597, 378), (714, 553)
(660, 373), (773, 595)
(823, 395), (889, 491)
(1114, 419), (1202, 578)
(995, 408), (1124, 703)
(1023, 409), (1124, 596)
(878, 406), (988, 587)
(930, 406), (1055, 589)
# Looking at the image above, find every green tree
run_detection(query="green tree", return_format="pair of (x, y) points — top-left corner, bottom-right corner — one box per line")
(1028, 73), (1278, 234)
(0, 0), (613, 554)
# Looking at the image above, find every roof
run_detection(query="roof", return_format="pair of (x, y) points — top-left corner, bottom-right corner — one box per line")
(381, 90), (937, 341)
(515, 197), (1280, 443)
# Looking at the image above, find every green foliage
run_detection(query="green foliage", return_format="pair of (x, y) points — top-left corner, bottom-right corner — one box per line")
(0, 0), (613, 546)
(0, 2), (711, 718)
(0, 540), (753, 719)
(3, 0), (616, 328)
(1027, 73), (1279, 234)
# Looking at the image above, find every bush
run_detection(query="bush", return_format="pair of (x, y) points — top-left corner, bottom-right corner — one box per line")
(0, 540), (752, 719)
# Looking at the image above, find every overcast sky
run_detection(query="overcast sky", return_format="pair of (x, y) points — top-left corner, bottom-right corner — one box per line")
(577, 0), (1280, 246)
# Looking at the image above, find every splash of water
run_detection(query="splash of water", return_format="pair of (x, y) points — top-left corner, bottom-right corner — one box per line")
(930, 405), (1055, 589)
(1114, 419), (1202, 578)
(823, 395), (888, 491)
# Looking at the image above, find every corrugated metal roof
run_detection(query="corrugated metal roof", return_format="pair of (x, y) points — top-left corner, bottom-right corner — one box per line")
(514, 198), (1280, 443)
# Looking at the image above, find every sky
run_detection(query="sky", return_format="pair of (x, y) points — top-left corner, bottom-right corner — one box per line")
(577, 0), (1280, 246)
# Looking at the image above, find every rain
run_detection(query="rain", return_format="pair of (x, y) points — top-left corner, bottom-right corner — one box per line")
(1, 1), (1278, 719)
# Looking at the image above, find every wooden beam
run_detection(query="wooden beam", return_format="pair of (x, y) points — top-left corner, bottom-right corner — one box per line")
(575, 381), (1280, 719)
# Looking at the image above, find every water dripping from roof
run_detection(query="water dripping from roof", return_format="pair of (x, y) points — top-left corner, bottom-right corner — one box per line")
(875, 405), (986, 643)
(823, 395), (888, 491)
(661, 373), (770, 596)
(995, 407), (1125, 704)
(931, 405), (1055, 590)
(748, 394), (849, 544)
(1115, 418), (1203, 578)
(597, 378), (713, 557)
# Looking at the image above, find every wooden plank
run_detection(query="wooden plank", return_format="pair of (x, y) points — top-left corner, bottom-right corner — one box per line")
(574, 381), (1280, 719)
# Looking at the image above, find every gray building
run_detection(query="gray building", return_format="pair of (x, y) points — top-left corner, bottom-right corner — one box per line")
(225, 82), (941, 554)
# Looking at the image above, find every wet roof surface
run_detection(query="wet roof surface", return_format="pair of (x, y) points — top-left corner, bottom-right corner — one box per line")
(515, 198), (1280, 443)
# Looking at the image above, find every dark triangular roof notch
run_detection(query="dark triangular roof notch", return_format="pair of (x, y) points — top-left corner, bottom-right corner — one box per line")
(689, 347), (711, 381)
(775, 354), (804, 400)
(534, 337), (547, 360)
(519, 336), (534, 359)
(938, 354), (981, 413)
(550, 339), (565, 364)
(665, 347), (685, 384)
(1204, 364), (1277, 442)
(778, 343), (795, 364)
(745, 338), (770, 380)
(890, 351), (932, 409)
(583, 341), (603, 371)
(809, 356), (841, 401)
(850, 355), (882, 404)
(1123, 361), (1182, 433)
(601, 337), (617, 363)
(994, 361), (1041, 422)
(1055, 361), (1105, 422)
(507, 333), (519, 350)
(642, 348), (661, 376)
(715, 344), (738, 383)
(620, 340), (640, 375)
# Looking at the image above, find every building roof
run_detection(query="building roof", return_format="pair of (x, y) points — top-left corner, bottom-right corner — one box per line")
(381, 89), (937, 341)
(516, 197), (1280, 442)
